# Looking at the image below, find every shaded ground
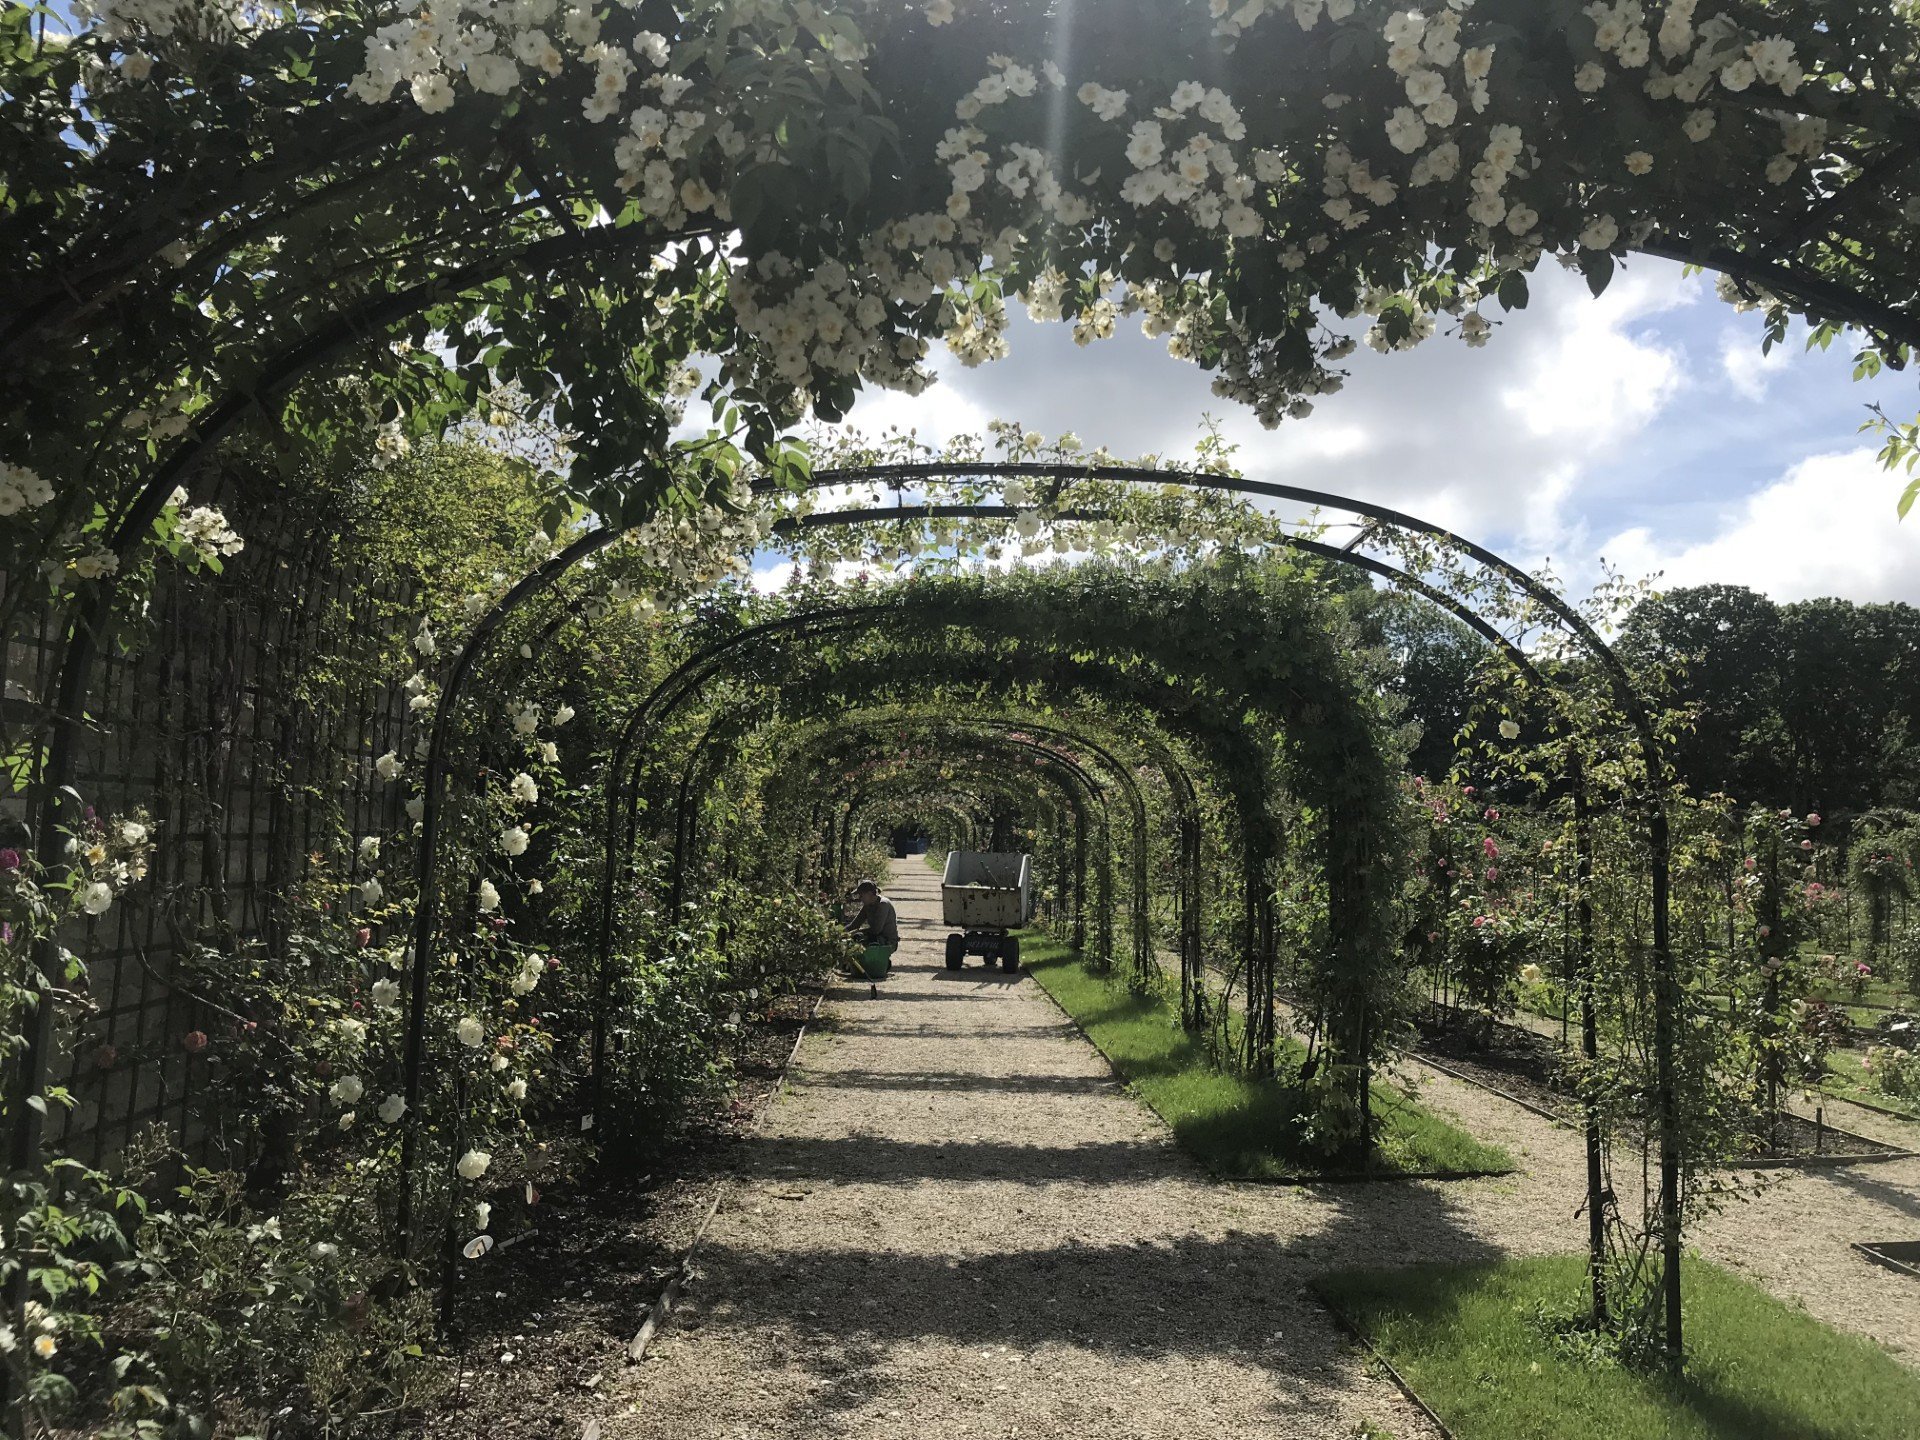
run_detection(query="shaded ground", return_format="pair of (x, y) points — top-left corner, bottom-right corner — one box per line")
(419, 989), (821, 1437)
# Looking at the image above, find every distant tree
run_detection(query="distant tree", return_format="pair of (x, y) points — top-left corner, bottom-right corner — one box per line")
(1617, 585), (1789, 804)
(1365, 590), (1489, 782)
(1779, 599), (1918, 818)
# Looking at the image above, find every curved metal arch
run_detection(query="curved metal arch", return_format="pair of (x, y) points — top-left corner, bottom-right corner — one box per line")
(779, 722), (1110, 955)
(720, 708), (1138, 958)
(631, 600), (1343, 1078)
(596, 603), (1248, 980)
(691, 710), (1119, 896)
(714, 706), (1156, 967)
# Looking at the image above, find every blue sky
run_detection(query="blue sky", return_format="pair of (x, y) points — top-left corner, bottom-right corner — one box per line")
(806, 255), (1920, 607)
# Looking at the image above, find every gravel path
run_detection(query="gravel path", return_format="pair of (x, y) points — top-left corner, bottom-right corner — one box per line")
(600, 865), (1920, 1439)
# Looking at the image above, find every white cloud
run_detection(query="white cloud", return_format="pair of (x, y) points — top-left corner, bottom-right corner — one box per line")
(815, 260), (1700, 560)
(1500, 267), (1686, 440)
(1719, 329), (1791, 400)
(1599, 448), (1920, 603)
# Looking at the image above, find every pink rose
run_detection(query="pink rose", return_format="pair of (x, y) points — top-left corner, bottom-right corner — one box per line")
(182, 1030), (209, 1054)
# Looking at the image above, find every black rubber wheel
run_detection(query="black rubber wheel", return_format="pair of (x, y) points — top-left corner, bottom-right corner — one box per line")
(1002, 938), (1021, 972)
(944, 935), (964, 970)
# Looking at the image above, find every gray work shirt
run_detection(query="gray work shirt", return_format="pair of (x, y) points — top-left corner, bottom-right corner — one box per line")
(855, 896), (899, 946)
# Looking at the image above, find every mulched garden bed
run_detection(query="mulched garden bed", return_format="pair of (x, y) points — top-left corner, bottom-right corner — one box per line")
(417, 985), (824, 1438)
(1414, 1005), (1908, 1164)
(1414, 1008), (1577, 1122)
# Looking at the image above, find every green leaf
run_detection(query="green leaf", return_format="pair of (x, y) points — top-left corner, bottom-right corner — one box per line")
(1495, 270), (1529, 312)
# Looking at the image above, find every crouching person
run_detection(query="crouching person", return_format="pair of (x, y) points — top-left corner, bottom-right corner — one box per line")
(844, 879), (899, 997)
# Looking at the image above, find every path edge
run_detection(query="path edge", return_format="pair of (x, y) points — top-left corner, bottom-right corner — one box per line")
(623, 984), (829, 1366)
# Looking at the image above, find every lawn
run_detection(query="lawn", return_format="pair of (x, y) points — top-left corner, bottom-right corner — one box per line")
(1318, 1254), (1920, 1440)
(1820, 1047), (1920, 1120)
(1021, 935), (1513, 1179)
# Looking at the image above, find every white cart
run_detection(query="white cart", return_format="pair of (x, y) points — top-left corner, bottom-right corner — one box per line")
(940, 850), (1032, 972)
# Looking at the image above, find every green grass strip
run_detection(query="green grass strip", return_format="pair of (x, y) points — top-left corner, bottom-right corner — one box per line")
(1820, 1048), (1920, 1121)
(1021, 935), (1512, 1179)
(1319, 1254), (1920, 1440)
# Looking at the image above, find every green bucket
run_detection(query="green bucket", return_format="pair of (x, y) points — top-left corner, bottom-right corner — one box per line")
(853, 942), (893, 981)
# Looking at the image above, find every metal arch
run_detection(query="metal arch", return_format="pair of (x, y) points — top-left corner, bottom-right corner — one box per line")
(588, 606), (880, 1102)
(774, 721), (1111, 946)
(765, 503), (1619, 1310)
(708, 712), (1116, 883)
(749, 709), (1156, 974)
(772, 497), (1622, 1317)
(394, 523), (629, 1254)
(592, 602), (1237, 991)
(751, 710), (1139, 956)
(343, 461), (1660, 1341)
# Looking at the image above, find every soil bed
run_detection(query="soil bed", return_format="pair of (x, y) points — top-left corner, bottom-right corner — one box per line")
(1413, 1006), (1905, 1162)
(416, 985), (823, 1438)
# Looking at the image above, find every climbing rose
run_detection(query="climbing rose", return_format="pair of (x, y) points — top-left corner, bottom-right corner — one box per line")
(1498, 720), (1520, 740)
(477, 879), (501, 912)
(510, 773), (539, 804)
(552, 703), (576, 727)
(457, 1016), (485, 1048)
(377, 1093), (407, 1124)
(79, 880), (114, 915)
(182, 1030), (209, 1053)
(329, 1075), (364, 1106)
(500, 826), (530, 857)
(457, 1149), (492, 1181)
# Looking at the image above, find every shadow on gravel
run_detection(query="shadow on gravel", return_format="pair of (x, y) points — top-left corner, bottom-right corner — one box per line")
(745, 1134), (1184, 1186)
(1818, 1162), (1920, 1222)
(683, 1198), (1503, 1434)
(804, 1068), (1120, 1096)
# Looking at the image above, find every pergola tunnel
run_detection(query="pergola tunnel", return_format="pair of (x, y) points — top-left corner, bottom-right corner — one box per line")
(345, 470), (1681, 1351)
(7, 453), (1917, 1435)
(9, 0), (1920, 1427)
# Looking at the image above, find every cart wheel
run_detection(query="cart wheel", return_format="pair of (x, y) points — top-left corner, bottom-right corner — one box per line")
(945, 935), (964, 970)
(1002, 938), (1021, 972)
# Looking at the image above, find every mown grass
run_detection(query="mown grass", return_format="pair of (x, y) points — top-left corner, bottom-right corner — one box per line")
(1820, 1047), (1920, 1121)
(1021, 935), (1512, 1178)
(1319, 1254), (1920, 1440)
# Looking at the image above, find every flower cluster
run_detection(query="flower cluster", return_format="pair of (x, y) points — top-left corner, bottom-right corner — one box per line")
(0, 461), (54, 517)
(172, 496), (246, 564)
(65, 811), (157, 918)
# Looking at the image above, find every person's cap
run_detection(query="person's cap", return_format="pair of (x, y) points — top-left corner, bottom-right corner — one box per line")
(855, 879), (879, 894)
